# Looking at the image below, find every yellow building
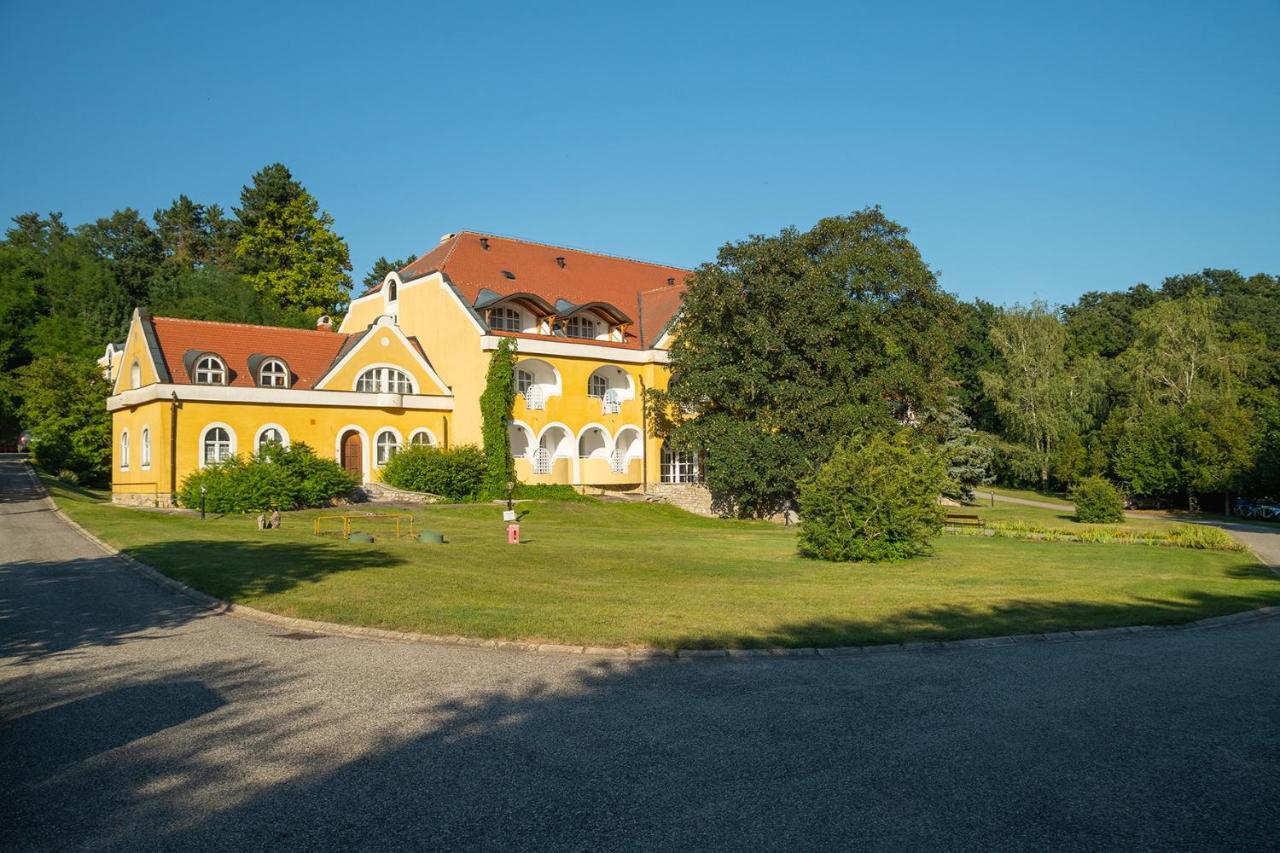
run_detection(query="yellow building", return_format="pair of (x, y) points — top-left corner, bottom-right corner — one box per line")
(107, 231), (704, 507)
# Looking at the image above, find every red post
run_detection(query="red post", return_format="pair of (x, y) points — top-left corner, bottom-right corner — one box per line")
(507, 523), (520, 544)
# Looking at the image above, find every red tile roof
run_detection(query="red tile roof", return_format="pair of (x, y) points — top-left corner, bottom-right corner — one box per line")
(149, 316), (350, 389)
(389, 232), (690, 349)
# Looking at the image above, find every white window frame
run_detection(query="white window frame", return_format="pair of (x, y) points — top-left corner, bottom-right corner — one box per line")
(660, 443), (700, 484)
(408, 428), (436, 449)
(199, 423), (236, 467)
(374, 428), (403, 467)
(355, 366), (415, 394)
(140, 426), (151, 469)
(194, 355), (227, 386)
(489, 306), (522, 332)
(565, 315), (597, 339)
(516, 368), (534, 396)
(255, 423), (290, 454)
(587, 374), (609, 399)
(119, 429), (130, 470)
(259, 358), (289, 388)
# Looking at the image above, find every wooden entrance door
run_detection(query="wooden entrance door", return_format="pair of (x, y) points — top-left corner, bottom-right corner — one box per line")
(340, 430), (363, 480)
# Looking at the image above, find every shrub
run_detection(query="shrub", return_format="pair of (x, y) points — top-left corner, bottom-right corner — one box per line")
(177, 442), (356, 513)
(380, 444), (487, 502)
(797, 431), (947, 562)
(512, 483), (588, 501)
(1165, 524), (1241, 551)
(1071, 476), (1125, 523)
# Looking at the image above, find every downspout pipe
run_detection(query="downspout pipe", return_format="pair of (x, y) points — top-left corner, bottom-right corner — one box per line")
(169, 391), (180, 501)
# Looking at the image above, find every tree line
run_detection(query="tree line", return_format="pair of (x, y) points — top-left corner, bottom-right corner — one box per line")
(652, 208), (1280, 514)
(0, 163), (411, 476)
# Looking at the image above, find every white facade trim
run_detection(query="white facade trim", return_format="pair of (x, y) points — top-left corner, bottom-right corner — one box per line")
(335, 425), (370, 484)
(253, 423), (291, 452)
(107, 384), (454, 412)
(481, 335), (669, 364)
(197, 422), (237, 468)
(315, 314), (452, 394)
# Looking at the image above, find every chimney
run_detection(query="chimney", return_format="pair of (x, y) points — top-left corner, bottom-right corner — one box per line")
(556, 256), (566, 269)
(480, 237), (490, 250)
(666, 277), (676, 286)
(316, 315), (333, 332)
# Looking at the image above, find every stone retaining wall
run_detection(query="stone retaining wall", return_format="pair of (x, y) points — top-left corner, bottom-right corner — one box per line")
(648, 483), (715, 516)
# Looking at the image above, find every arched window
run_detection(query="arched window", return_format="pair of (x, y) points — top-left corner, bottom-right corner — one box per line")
(660, 442), (700, 484)
(489, 306), (522, 332)
(119, 430), (130, 470)
(141, 427), (151, 468)
(565, 315), (596, 339)
(587, 374), (609, 398)
(130, 360), (141, 390)
(257, 427), (286, 454)
(194, 355), (227, 385)
(409, 430), (435, 448)
(356, 367), (413, 393)
(375, 430), (401, 466)
(259, 359), (288, 388)
(202, 426), (234, 465)
(387, 280), (398, 302)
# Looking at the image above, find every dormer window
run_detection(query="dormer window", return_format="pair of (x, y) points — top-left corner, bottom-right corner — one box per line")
(387, 280), (398, 301)
(194, 355), (227, 385)
(259, 358), (289, 388)
(565, 315), (597, 339)
(489, 306), (522, 333)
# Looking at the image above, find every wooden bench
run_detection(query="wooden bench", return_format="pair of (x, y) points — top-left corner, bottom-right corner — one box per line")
(945, 513), (983, 527)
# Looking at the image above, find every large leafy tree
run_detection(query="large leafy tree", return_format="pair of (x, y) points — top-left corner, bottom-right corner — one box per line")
(980, 302), (1102, 492)
(16, 355), (112, 483)
(233, 163), (352, 312)
(651, 207), (959, 517)
(76, 208), (163, 307)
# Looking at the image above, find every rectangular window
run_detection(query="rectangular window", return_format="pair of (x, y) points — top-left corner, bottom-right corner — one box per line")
(660, 445), (700, 484)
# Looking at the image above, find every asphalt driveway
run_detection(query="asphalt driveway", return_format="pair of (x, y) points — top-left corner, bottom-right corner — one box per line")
(3, 458), (1279, 851)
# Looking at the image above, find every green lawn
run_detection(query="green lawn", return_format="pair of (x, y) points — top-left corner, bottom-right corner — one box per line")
(960, 497), (1180, 533)
(46, 477), (1280, 650)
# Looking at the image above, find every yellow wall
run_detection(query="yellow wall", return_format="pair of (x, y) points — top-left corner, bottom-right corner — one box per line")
(113, 399), (453, 503)
(317, 322), (450, 396)
(112, 314), (162, 395)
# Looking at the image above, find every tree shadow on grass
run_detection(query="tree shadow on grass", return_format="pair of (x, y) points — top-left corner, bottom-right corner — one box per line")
(665, 576), (1280, 651)
(122, 539), (410, 602)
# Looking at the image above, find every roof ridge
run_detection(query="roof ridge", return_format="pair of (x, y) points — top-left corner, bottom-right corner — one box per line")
(444, 230), (693, 273)
(151, 316), (348, 336)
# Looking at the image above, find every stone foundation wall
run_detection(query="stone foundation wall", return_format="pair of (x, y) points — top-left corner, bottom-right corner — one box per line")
(112, 491), (174, 509)
(358, 482), (440, 504)
(647, 483), (715, 516)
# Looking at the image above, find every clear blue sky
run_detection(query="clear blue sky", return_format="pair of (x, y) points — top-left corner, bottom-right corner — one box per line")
(2, 1), (1276, 306)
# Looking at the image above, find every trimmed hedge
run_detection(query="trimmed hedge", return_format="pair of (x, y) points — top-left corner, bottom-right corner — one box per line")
(177, 442), (357, 513)
(379, 445), (487, 502)
(1071, 476), (1125, 523)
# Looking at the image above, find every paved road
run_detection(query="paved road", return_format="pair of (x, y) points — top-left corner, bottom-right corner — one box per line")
(3, 458), (1279, 852)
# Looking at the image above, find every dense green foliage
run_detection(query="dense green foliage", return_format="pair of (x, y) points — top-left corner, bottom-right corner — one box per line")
(0, 163), (352, 455)
(1070, 476), (1125, 523)
(380, 445), (488, 501)
(362, 254), (417, 289)
(15, 355), (112, 483)
(652, 207), (959, 517)
(176, 443), (357, 513)
(797, 431), (948, 562)
(480, 338), (518, 498)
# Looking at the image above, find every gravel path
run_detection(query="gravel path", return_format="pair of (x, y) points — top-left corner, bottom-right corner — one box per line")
(3, 458), (1279, 851)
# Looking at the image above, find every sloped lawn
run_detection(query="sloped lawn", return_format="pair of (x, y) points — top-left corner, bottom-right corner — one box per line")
(46, 477), (1279, 650)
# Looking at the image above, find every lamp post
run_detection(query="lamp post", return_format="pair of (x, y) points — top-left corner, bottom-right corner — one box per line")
(200, 484), (207, 520)
(505, 480), (515, 513)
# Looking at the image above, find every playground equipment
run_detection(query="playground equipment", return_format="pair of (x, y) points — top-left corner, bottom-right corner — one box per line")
(313, 512), (416, 541)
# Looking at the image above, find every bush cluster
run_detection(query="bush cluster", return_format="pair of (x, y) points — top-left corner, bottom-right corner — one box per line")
(1070, 476), (1126, 523)
(797, 431), (948, 562)
(177, 442), (356, 513)
(379, 445), (487, 502)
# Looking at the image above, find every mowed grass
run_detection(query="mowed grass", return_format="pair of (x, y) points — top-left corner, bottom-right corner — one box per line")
(961, 497), (1182, 533)
(46, 477), (1280, 650)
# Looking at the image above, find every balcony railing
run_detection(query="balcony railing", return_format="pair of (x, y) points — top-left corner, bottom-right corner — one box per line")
(601, 389), (622, 415)
(532, 447), (552, 474)
(609, 449), (628, 474)
(523, 386), (546, 411)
